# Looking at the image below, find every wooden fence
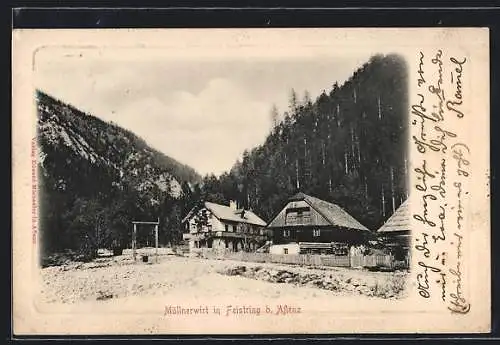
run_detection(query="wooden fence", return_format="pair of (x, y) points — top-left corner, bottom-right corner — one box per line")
(349, 253), (393, 268)
(194, 248), (401, 269)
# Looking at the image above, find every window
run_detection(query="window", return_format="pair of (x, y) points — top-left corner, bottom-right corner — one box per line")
(225, 224), (229, 231)
(284, 248), (289, 254)
(233, 225), (237, 232)
(285, 207), (311, 225)
(283, 229), (290, 237)
(313, 229), (321, 237)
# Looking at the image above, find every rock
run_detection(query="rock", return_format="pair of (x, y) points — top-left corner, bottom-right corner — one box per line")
(269, 269), (279, 277)
(96, 292), (114, 301)
(227, 266), (246, 276)
(280, 272), (292, 279)
(312, 280), (322, 287)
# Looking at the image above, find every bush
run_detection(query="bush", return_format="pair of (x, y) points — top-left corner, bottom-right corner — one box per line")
(78, 236), (98, 262)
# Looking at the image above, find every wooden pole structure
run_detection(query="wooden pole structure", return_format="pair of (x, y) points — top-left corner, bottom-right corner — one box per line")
(132, 223), (137, 262)
(132, 219), (160, 263)
(155, 218), (159, 263)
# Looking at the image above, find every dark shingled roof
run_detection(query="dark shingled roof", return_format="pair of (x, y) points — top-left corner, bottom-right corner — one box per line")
(288, 192), (369, 231)
(378, 199), (410, 233)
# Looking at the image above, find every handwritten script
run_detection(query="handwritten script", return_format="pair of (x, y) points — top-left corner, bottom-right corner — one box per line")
(412, 50), (471, 314)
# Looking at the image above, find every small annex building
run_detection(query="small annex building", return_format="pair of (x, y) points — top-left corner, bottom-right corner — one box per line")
(377, 199), (411, 261)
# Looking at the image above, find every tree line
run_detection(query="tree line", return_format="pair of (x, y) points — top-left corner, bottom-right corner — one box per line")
(37, 53), (408, 264)
(196, 54), (409, 231)
(37, 91), (201, 264)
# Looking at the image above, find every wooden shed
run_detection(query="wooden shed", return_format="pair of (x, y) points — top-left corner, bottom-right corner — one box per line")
(377, 199), (411, 260)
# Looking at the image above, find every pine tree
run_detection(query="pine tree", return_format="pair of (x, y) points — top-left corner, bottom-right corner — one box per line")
(209, 53), (409, 230)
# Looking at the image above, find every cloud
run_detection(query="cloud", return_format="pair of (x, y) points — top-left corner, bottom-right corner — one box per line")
(114, 78), (272, 176)
(36, 56), (273, 176)
(34, 49), (372, 176)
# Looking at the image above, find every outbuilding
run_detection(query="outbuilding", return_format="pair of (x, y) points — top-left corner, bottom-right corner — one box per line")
(377, 199), (411, 261)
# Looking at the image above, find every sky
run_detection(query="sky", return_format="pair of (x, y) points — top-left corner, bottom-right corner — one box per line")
(35, 47), (371, 176)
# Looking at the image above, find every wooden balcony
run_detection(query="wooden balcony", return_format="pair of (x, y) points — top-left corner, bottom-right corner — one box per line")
(285, 214), (312, 226)
(184, 230), (267, 241)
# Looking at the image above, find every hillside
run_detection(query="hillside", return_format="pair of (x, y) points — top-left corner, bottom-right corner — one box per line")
(200, 54), (409, 230)
(36, 90), (201, 260)
(37, 53), (409, 262)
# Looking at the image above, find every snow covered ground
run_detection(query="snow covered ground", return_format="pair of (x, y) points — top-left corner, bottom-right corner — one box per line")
(30, 255), (412, 334)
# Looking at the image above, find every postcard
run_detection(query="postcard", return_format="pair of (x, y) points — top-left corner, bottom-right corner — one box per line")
(12, 28), (490, 334)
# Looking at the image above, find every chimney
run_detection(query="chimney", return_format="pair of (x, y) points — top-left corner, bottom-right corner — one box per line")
(229, 200), (237, 210)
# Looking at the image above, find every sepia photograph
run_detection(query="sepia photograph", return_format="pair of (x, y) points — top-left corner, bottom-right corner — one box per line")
(12, 28), (490, 334)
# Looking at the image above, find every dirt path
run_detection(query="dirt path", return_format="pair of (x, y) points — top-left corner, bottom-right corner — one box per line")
(38, 255), (407, 303)
(32, 255), (412, 334)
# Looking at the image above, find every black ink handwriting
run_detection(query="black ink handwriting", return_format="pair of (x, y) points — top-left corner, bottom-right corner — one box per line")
(448, 233), (470, 314)
(431, 158), (447, 198)
(451, 143), (471, 177)
(417, 261), (442, 299)
(418, 52), (426, 87)
(447, 57), (466, 118)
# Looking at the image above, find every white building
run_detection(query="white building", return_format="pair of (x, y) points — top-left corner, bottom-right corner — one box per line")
(181, 201), (268, 252)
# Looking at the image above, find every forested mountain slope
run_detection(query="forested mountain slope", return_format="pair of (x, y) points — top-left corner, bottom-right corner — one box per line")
(37, 53), (409, 263)
(36, 90), (201, 259)
(201, 54), (409, 230)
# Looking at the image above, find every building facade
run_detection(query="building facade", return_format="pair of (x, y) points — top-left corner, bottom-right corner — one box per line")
(182, 201), (268, 252)
(266, 192), (371, 255)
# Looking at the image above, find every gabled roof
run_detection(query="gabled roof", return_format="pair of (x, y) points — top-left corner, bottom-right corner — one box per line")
(267, 192), (369, 231)
(378, 199), (410, 233)
(182, 201), (267, 227)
